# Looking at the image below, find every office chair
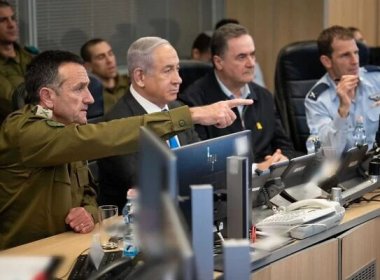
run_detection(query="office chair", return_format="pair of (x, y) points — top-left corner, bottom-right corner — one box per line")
(179, 59), (212, 94)
(369, 46), (380, 66)
(87, 75), (105, 123)
(274, 40), (369, 153)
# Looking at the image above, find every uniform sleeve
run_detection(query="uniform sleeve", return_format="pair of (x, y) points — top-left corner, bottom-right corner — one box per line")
(9, 106), (193, 167)
(81, 180), (99, 223)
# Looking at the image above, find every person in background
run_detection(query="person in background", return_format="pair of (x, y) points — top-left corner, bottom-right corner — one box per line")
(179, 23), (297, 171)
(214, 18), (240, 30)
(348, 26), (367, 45)
(305, 25), (380, 155)
(191, 32), (212, 62)
(0, 49), (251, 249)
(215, 18), (266, 87)
(80, 38), (129, 113)
(0, 0), (35, 124)
(98, 37), (200, 211)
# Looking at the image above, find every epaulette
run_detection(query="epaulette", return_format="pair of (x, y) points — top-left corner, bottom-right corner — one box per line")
(24, 45), (39, 55)
(34, 105), (52, 119)
(364, 65), (380, 72)
(307, 83), (329, 101)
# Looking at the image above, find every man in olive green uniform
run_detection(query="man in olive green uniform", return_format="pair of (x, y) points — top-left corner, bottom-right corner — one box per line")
(0, 49), (252, 249)
(80, 38), (129, 113)
(0, 1), (33, 124)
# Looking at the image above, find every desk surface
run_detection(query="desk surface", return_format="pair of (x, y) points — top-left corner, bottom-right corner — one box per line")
(1, 194), (380, 279)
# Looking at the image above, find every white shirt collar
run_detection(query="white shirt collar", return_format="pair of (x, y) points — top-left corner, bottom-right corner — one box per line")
(130, 85), (168, 113)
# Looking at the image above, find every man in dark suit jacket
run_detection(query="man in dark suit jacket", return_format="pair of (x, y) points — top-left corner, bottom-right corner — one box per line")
(179, 24), (297, 171)
(97, 37), (199, 211)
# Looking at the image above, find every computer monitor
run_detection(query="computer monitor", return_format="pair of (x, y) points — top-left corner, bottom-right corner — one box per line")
(281, 153), (318, 187)
(135, 127), (194, 280)
(336, 145), (368, 184)
(173, 130), (252, 226)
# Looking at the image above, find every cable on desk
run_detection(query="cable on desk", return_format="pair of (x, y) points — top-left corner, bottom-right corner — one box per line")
(55, 247), (90, 280)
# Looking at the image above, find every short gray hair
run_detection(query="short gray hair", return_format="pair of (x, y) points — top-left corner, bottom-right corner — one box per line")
(127, 37), (170, 76)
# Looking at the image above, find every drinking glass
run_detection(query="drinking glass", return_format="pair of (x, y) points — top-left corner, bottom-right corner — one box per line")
(98, 205), (119, 250)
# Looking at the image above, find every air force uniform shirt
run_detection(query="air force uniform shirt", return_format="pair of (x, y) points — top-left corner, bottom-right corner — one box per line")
(305, 66), (380, 155)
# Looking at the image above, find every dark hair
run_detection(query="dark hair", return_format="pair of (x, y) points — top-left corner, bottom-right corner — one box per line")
(317, 25), (354, 57)
(347, 26), (360, 33)
(25, 50), (84, 104)
(211, 23), (249, 59)
(0, 1), (11, 8)
(191, 32), (211, 53)
(80, 38), (106, 62)
(214, 18), (240, 30)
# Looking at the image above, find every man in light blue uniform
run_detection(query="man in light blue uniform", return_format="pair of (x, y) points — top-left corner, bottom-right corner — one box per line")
(305, 25), (380, 155)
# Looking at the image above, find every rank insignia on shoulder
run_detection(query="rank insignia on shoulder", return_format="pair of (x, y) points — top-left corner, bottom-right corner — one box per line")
(307, 83), (329, 101)
(35, 105), (53, 119)
(369, 94), (380, 102)
(46, 120), (65, 127)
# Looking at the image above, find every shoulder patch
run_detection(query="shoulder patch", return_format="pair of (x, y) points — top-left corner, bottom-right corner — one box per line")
(307, 83), (329, 101)
(46, 120), (65, 127)
(364, 65), (380, 72)
(34, 105), (53, 119)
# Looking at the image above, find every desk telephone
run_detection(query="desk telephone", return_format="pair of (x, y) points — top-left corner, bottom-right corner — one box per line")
(256, 199), (345, 239)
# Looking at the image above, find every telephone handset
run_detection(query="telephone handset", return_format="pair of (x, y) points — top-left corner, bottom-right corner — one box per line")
(286, 198), (340, 212)
(256, 199), (345, 239)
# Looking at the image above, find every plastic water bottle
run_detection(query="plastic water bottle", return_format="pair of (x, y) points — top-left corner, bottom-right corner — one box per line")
(353, 116), (367, 147)
(122, 189), (139, 258)
(305, 129), (321, 154)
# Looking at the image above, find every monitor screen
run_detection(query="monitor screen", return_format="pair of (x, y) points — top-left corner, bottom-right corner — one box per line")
(281, 153), (318, 187)
(172, 130), (252, 226)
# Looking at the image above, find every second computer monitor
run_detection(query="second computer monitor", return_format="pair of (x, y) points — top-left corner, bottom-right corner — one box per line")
(173, 130), (252, 226)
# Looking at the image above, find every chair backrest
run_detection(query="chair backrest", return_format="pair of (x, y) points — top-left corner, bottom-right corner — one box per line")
(274, 40), (369, 152)
(87, 75), (104, 123)
(369, 46), (380, 66)
(179, 59), (212, 94)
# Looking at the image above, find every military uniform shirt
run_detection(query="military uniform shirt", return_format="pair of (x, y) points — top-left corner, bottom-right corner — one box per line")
(103, 73), (129, 113)
(0, 104), (192, 249)
(0, 43), (33, 123)
(305, 67), (380, 155)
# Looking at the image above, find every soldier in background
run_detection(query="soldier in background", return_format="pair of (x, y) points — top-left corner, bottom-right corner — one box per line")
(80, 38), (129, 113)
(0, 1), (36, 124)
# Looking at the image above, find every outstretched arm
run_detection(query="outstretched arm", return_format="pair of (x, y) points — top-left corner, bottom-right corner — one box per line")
(189, 98), (253, 128)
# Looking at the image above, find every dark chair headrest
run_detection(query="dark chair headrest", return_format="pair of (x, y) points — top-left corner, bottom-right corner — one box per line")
(87, 75), (104, 122)
(179, 59), (212, 93)
(276, 40), (370, 82)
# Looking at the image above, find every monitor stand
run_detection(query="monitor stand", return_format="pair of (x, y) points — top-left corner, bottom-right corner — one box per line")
(191, 184), (214, 280)
(223, 239), (251, 279)
(226, 156), (251, 239)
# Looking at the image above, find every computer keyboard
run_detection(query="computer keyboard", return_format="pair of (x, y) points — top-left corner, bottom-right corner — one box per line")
(256, 207), (335, 227)
(68, 251), (123, 280)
